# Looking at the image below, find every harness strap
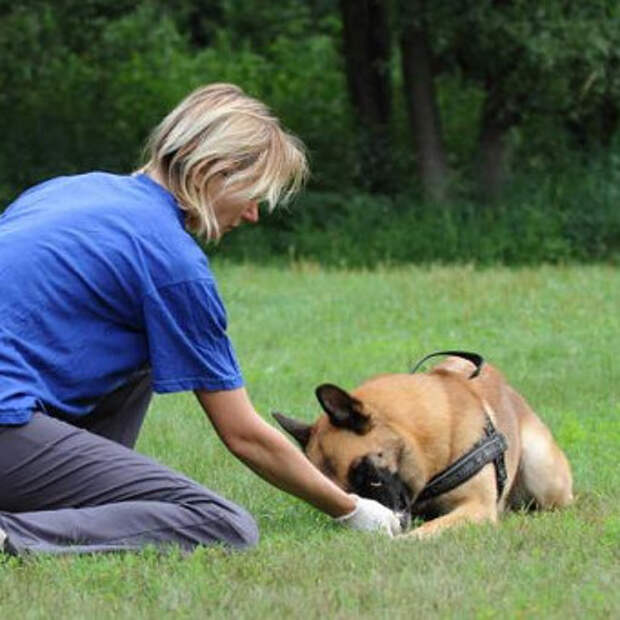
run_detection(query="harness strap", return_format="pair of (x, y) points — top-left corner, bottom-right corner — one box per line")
(483, 416), (508, 500)
(409, 350), (509, 504)
(415, 416), (509, 505)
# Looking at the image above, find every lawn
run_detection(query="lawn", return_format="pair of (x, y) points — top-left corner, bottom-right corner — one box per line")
(1, 262), (618, 618)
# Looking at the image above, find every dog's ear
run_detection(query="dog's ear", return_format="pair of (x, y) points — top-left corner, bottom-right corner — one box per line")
(272, 412), (313, 449)
(315, 384), (370, 434)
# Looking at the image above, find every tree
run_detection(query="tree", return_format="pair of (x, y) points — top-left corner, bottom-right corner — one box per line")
(398, 0), (449, 200)
(442, 0), (620, 200)
(339, 0), (393, 193)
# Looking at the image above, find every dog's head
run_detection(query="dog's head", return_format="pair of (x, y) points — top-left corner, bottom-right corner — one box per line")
(273, 383), (415, 527)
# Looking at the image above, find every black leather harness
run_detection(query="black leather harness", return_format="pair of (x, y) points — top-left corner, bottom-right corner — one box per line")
(410, 350), (509, 504)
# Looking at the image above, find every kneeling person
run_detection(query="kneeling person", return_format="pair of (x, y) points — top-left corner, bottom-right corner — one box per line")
(0, 84), (400, 556)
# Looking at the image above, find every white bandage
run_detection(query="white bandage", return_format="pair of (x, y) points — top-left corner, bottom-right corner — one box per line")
(335, 494), (402, 537)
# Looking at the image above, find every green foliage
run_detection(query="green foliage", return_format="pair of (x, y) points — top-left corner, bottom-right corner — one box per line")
(213, 148), (620, 266)
(431, 1), (619, 108)
(0, 4), (189, 198)
(0, 1), (354, 206)
(0, 1), (618, 264)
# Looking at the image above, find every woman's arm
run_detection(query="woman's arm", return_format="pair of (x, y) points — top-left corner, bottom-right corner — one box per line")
(195, 387), (356, 517)
(195, 388), (402, 535)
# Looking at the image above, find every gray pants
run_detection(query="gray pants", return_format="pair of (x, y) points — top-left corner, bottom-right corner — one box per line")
(0, 371), (258, 556)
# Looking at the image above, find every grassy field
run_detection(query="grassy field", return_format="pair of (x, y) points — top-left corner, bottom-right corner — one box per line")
(1, 263), (618, 618)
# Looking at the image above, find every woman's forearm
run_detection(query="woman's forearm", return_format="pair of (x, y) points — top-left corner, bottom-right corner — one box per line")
(195, 387), (356, 518)
(229, 416), (356, 517)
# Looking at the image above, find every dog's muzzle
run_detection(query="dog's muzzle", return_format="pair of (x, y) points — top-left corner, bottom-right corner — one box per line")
(348, 456), (414, 529)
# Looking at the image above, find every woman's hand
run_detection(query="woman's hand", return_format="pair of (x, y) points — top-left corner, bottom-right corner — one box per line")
(335, 494), (403, 537)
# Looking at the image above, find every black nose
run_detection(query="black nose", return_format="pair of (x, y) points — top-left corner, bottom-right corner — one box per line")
(348, 456), (413, 514)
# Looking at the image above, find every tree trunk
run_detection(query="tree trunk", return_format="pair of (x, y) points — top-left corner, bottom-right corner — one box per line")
(473, 0), (519, 203)
(181, 1), (224, 48)
(476, 81), (519, 203)
(477, 119), (510, 203)
(398, 0), (449, 201)
(339, 0), (392, 193)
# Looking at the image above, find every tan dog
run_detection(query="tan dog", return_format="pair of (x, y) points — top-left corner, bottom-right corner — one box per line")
(274, 352), (573, 539)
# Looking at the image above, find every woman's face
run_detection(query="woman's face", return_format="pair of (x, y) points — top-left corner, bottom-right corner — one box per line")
(210, 177), (260, 238)
(213, 194), (259, 238)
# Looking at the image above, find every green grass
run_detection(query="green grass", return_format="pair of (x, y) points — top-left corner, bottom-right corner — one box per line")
(1, 263), (618, 618)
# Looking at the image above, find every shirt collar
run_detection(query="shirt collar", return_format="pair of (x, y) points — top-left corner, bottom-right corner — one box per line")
(133, 173), (187, 227)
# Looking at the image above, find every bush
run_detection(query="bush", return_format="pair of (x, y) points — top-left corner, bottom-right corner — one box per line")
(0, 3), (355, 206)
(212, 151), (620, 267)
(0, 5), (191, 204)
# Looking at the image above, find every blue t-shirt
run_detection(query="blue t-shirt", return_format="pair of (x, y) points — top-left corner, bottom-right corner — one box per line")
(0, 172), (243, 425)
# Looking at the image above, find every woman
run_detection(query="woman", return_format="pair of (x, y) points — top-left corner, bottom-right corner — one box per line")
(0, 84), (400, 555)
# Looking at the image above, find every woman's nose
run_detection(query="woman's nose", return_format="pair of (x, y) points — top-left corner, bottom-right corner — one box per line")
(241, 202), (260, 223)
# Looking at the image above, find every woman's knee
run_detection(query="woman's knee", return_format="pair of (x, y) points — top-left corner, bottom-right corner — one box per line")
(187, 497), (259, 550)
(226, 504), (259, 549)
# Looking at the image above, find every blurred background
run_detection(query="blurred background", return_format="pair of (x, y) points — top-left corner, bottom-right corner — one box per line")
(1, 0), (618, 265)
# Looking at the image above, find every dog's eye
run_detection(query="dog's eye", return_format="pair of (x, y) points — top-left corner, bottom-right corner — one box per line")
(370, 481), (383, 487)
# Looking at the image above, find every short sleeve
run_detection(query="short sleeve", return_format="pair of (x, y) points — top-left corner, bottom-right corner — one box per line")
(142, 279), (243, 393)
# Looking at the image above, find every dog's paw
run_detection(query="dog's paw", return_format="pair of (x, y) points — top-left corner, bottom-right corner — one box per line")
(396, 522), (444, 540)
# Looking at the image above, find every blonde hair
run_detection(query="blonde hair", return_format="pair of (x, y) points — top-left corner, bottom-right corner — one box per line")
(140, 83), (308, 240)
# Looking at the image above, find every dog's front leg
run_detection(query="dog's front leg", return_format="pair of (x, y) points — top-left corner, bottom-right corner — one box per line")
(401, 502), (497, 540)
